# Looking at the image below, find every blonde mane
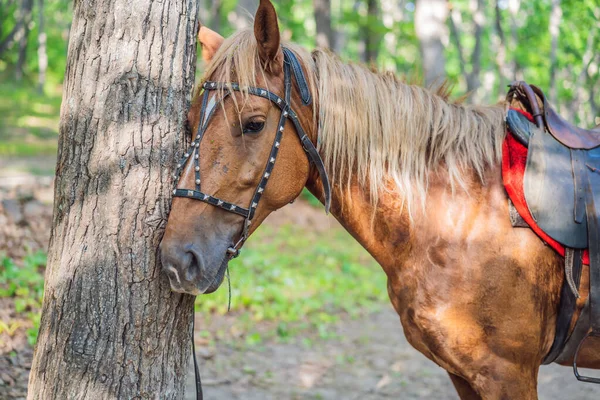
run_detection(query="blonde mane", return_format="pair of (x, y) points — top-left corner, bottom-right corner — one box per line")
(201, 29), (506, 213)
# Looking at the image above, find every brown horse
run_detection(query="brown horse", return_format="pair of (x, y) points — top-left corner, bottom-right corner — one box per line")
(159, 0), (600, 398)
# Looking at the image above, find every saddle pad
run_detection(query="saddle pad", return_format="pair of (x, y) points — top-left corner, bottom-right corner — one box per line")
(502, 109), (590, 265)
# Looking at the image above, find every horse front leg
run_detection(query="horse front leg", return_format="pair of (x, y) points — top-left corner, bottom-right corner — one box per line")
(448, 373), (481, 400)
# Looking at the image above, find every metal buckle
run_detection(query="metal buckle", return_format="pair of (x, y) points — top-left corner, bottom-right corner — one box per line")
(573, 329), (600, 383)
(226, 246), (240, 258)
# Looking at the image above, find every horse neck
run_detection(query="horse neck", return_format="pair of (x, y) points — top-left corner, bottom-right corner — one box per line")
(305, 172), (411, 273)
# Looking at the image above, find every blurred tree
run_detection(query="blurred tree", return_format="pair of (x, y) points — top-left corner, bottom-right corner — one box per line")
(493, 0), (510, 94)
(415, 0), (448, 86)
(314, 0), (334, 48)
(231, 0), (256, 29)
(548, 0), (561, 104)
(449, 0), (484, 100)
(36, 0), (47, 93)
(15, 0), (33, 81)
(0, 0), (598, 134)
(27, 0), (199, 397)
(364, 0), (380, 63)
(211, 0), (223, 32)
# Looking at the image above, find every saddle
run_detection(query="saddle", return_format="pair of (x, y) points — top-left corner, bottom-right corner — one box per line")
(506, 82), (600, 382)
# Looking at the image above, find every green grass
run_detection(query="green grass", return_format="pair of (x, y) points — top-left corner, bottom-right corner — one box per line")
(0, 251), (46, 345)
(1, 222), (388, 345)
(195, 223), (388, 339)
(0, 80), (61, 156)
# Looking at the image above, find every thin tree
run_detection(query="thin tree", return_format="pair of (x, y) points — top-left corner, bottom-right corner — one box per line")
(415, 0), (449, 87)
(37, 0), (47, 93)
(231, 0), (257, 29)
(15, 0), (33, 80)
(27, 0), (199, 398)
(313, 0), (335, 49)
(448, 0), (484, 100)
(548, 0), (562, 105)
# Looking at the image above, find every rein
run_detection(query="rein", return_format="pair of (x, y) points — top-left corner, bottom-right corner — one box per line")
(172, 47), (331, 399)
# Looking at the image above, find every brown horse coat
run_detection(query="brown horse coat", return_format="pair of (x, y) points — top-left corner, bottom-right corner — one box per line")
(160, 1), (600, 398)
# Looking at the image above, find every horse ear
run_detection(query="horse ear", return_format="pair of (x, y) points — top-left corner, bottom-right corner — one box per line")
(254, 0), (282, 72)
(198, 26), (224, 63)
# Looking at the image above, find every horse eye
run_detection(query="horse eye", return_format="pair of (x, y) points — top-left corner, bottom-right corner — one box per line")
(243, 120), (265, 134)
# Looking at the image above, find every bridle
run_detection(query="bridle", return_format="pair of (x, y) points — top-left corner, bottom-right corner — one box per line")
(171, 47), (331, 399)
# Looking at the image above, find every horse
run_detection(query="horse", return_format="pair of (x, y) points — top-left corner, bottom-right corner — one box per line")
(159, 0), (600, 398)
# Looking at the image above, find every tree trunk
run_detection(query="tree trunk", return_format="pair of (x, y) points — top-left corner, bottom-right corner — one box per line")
(15, 0), (33, 81)
(231, 0), (257, 30)
(313, 0), (334, 49)
(508, 0), (521, 81)
(27, 0), (199, 398)
(448, 7), (467, 84)
(0, 0), (21, 56)
(494, 0), (510, 97)
(210, 0), (223, 33)
(364, 0), (379, 63)
(466, 0), (484, 97)
(415, 0), (448, 87)
(36, 0), (47, 93)
(548, 0), (562, 104)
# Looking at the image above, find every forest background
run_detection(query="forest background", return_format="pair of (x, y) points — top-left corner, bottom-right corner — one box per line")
(1, 0), (598, 161)
(0, 0), (599, 398)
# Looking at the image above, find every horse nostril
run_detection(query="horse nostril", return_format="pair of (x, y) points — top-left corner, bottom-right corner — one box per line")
(185, 250), (202, 282)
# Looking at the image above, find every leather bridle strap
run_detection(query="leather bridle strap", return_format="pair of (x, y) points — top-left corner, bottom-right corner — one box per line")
(173, 48), (331, 400)
(172, 48), (331, 257)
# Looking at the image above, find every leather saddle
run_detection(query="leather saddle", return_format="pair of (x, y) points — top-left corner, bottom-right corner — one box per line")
(507, 110), (600, 248)
(506, 81), (600, 381)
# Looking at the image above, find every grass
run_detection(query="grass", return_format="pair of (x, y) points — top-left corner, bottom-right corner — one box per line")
(1, 220), (387, 345)
(0, 80), (61, 156)
(0, 251), (46, 345)
(195, 223), (388, 341)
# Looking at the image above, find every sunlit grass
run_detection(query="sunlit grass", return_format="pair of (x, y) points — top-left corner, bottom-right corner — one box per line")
(195, 223), (388, 340)
(1, 222), (388, 345)
(0, 80), (61, 156)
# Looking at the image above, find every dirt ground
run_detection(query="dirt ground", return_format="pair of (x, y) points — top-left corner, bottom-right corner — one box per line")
(1, 174), (599, 399)
(187, 308), (599, 400)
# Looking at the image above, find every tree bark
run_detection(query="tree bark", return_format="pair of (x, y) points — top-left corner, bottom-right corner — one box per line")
(313, 0), (334, 49)
(27, 0), (199, 398)
(37, 0), (47, 93)
(415, 0), (448, 87)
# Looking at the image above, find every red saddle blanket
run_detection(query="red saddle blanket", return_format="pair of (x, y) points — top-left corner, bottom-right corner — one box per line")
(502, 109), (590, 265)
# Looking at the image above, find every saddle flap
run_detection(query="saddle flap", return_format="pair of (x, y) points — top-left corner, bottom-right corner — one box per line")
(521, 113), (589, 249)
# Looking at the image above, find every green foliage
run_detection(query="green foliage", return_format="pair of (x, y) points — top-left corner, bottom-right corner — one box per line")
(0, 251), (46, 343)
(0, 252), (46, 301)
(0, 0), (71, 85)
(300, 188), (322, 208)
(195, 223), (387, 338)
(1, 222), (386, 345)
(0, 80), (61, 156)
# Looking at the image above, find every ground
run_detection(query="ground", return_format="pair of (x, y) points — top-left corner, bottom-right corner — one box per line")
(0, 171), (598, 399)
(187, 309), (599, 400)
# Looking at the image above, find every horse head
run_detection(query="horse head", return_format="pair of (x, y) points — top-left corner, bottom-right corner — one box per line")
(159, 0), (328, 295)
